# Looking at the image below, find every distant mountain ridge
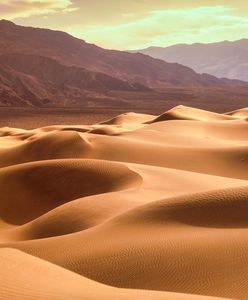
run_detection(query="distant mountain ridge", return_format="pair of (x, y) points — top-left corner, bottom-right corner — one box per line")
(0, 20), (247, 107)
(133, 40), (248, 81)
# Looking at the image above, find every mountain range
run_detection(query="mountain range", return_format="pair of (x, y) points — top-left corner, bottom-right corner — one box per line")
(133, 40), (248, 82)
(0, 20), (247, 107)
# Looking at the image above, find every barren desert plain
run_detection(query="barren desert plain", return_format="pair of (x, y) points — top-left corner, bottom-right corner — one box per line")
(1, 104), (248, 299)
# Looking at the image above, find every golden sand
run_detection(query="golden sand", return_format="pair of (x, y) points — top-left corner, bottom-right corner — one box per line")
(1, 105), (248, 300)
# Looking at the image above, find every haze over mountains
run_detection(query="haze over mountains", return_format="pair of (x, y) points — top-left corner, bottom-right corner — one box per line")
(134, 40), (248, 82)
(0, 20), (247, 108)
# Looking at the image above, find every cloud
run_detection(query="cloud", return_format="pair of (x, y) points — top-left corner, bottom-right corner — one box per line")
(6, 1), (248, 49)
(13, 0), (247, 28)
(0, 0), (75, 19)
(69, 5), (248, 49)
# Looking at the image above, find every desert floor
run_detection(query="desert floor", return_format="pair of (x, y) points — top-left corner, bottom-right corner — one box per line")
(1, 105), (248, 300)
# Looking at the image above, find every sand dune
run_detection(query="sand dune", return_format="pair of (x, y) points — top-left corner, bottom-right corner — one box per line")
(226, 107), (248, 118)
(0, 248), (228, 300)
(148, 105), (238, 122)
(0, 105), (248, 300)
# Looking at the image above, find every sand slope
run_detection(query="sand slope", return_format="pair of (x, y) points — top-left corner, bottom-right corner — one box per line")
(0, 105), (248, 299)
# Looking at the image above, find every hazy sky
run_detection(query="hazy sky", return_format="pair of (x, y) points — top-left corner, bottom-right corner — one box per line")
(2, 0), (248, 50)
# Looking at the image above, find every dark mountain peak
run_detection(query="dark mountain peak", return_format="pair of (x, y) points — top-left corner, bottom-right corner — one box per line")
(0, 19), (87, 42)
(0, 19), (16, 28)
(0, 19), (14, 24)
